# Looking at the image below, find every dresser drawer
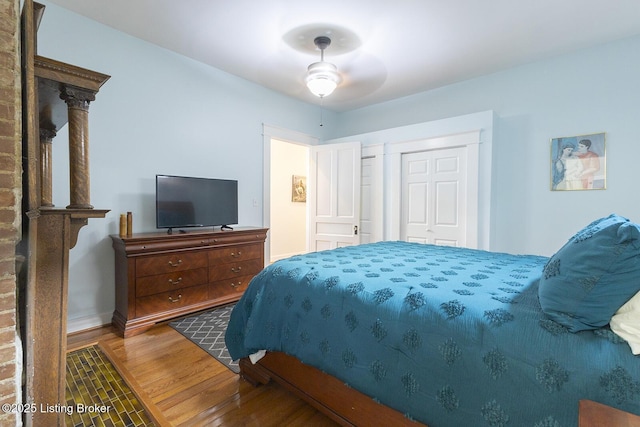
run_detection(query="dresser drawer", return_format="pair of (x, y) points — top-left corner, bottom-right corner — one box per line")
(209, 258), (262, 282)
(208, 243), (262, 263)
(209, 274), (254, 299)
(136, 251), (207, 277)
(208, 232), (268, 247)
(135, 283), (209, 317)
(136, 267), (208, 297)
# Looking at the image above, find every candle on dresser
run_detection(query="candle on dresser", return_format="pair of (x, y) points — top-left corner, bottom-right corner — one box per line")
(126, 212), (132, 236)
(119, 214), (127, 237)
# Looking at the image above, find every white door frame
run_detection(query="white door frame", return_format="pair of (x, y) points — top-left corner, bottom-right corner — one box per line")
(386, 131), (481, 248)
(263, 124), (318, 265)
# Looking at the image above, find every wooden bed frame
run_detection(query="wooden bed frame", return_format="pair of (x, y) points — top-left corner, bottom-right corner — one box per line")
(239, 352), (425, 426)
(240, 353), (640, 427)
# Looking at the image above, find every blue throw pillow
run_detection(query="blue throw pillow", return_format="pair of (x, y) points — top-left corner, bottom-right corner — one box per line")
(538, 214), (640, 332)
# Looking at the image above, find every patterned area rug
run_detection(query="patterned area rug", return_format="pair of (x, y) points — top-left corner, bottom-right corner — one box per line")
(169, 304), (239, 373)
(66, 345), (156, 427)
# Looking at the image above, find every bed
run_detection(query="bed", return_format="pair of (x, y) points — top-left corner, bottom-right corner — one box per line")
(225, 214), (640, 426)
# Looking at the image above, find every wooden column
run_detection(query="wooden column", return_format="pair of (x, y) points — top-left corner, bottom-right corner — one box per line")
(60, 86), (95, 209)
(39, 127), (55, 207)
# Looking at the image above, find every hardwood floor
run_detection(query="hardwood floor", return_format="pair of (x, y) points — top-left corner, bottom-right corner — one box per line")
(67, 323), (339, 427)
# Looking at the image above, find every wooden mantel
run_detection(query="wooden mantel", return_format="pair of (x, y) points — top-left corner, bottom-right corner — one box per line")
(20, 1), (111, 425)
(35, 55), (110, 133)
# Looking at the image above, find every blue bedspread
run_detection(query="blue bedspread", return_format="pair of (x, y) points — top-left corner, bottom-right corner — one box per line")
(225, 241), (640, 426)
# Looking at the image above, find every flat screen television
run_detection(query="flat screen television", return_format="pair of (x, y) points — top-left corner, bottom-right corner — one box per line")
(156, 174), (238, 233)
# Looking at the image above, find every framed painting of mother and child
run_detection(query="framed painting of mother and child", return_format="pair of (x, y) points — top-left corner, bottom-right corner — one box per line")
(551, 132), (606, 191)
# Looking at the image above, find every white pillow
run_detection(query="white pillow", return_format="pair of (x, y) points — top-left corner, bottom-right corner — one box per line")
(610, 290), (640, 355)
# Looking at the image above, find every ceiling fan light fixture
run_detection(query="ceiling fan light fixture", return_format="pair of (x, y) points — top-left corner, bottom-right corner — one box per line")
(306, 36), (340, 98)
(306, 61), (339, 97)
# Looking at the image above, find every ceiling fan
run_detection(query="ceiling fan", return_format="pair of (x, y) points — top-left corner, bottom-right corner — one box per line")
(305, 36), (341, 98)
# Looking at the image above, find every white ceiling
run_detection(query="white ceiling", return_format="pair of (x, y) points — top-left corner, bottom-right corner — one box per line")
(45, 0), (640, 112)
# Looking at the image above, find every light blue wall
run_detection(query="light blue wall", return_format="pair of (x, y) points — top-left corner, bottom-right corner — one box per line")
(332, 35), (640, 256)
(36, 1), (640, 329)
(36, 1), (336, 329)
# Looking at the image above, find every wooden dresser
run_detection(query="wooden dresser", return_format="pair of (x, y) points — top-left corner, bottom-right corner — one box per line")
(111, 227), (268, 337)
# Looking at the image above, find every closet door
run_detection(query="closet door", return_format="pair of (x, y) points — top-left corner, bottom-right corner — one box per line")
(400, 146), (468, 246)
(359, 157), (374, 244)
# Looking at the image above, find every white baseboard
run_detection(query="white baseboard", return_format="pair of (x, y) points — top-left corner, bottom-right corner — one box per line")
(67, 311), (112, 334)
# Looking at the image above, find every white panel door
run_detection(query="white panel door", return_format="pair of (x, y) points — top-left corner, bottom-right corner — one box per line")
(359, 157), (374, 244)
(309, 142), (361, 251)
(401, 146), (467, 246)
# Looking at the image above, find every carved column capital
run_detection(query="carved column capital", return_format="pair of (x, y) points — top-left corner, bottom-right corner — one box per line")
(39, 127), (57, 142)
(59, 86), (96, 111)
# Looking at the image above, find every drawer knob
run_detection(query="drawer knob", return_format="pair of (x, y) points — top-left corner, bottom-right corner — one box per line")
(168, 294), (182, 303)
(168, 277), (183, 285)
(168, 259), (183, 267)
(230, 281), (243, 288)
(231, 251), (242, 258)
(231, 266), (242, 273)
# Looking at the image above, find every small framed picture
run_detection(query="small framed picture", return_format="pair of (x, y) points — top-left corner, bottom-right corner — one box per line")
(551, 132), (606, 191)
(291, 175), (306, 202)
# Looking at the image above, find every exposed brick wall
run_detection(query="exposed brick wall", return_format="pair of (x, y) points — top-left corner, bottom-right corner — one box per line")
(0, 0), (22, 425)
